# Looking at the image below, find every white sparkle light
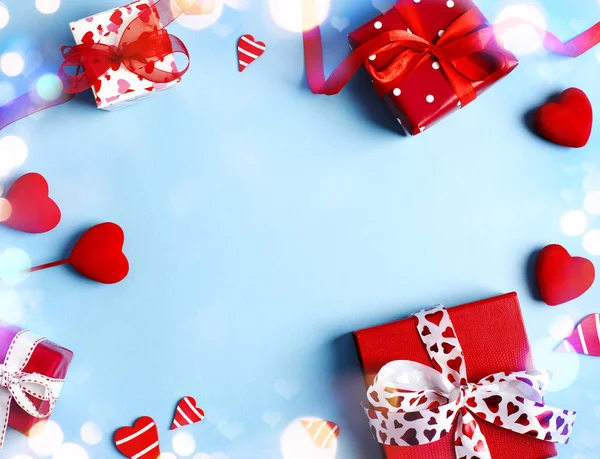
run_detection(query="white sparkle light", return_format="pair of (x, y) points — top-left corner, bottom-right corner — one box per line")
(549, 315), (575, 340)
(584, 191), (600, 214)
(560, 210), (588, 236)
(36, 0), (61, 14)
(269, 0), (330, 32)
(583, 230), (600, 255)
(494, 4), (547, 55)
(29, 421), (65, 456)
(36, 74), (63, 101)
(80, 422), (103, 445)
(177, 0), (223, 30)
(1, 52), (24, 77)
(172, 431), (196, 456)
(0, 2), (9, 29)
(0, 135), (28, 177)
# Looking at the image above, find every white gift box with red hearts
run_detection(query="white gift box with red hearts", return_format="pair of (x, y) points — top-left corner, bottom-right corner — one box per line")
(69, 0), (181, 111)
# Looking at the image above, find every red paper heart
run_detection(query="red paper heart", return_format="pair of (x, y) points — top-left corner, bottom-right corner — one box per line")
(536, 244), (595, 306)
(114, 416), (160, 459)
(171, 396), (205, 430)
(534, 88), (593, 148)
(238, 34), (266, 72)
(4, 173), (61, 233)
(70, 222), (129, 284)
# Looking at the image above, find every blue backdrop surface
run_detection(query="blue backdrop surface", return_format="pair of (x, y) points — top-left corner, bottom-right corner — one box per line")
(1, 0), (600, 458)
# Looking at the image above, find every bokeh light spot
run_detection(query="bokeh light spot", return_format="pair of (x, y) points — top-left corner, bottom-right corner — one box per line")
(281, 418), (338, 459)
(158, 454), (178, 459)
(0, 198), (12, 222)
(583, 230), (600, 255)
(36, 0), (61, 14)
(192, 454), (212, 459)
(560, 210), (587, 236)
(494, 4), (547, 55)
(29, 420), (65, 455)
(532, 337), (579, 392)
(52, 443), (89, 459)
(0, 135), (28, 177)
(177, 0), (223, 30)
(548, 315), (575, 340)
(0, 248), (31, 285)
(269, 0), (330, 32)
(172, 431), (196, 456)
(36, 74), (63, 101)
(80, 422), (103, 445)
(584, 191), (600, 214)
(0, 52), (25, 77)
(0, 2), (9, 29)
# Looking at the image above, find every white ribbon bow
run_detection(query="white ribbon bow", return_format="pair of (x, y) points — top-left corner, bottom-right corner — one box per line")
(363, 306), (577, 459)
(0, 330), (64, 448)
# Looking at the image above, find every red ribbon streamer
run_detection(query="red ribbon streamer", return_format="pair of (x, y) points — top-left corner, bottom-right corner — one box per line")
(0, 0), (203, 132)
(303, 0), (600, 106)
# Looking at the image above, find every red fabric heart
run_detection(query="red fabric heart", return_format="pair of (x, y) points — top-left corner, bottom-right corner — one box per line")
(536, 244), (595, 306)
(3, 173), (61, 233)
(114, 416), (160, 459)
(70, 222), (129, 284)
(534, 88), (593, 148)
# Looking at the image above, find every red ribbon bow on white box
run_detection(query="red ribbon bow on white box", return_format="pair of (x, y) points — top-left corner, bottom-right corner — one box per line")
(0, 330), (65, 448)
(363, 306), (576, 459)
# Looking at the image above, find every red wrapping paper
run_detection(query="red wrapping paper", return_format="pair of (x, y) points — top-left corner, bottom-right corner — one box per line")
(353, 292), (557, 459)
(0, 324), (73, 436)
(348, 0), (518, 135)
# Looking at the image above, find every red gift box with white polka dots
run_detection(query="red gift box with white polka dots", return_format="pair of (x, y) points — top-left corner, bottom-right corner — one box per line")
(348, 0), (518, 135)
(354, 293), (558, 459)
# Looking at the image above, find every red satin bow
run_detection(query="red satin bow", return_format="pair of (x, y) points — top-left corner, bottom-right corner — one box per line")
(363, 8), (510, 106)
(303, 0), (600, 107)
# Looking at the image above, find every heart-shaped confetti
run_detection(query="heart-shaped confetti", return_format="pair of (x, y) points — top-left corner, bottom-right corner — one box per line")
(556, 314), (600, 356)
(238, 34), (266, 72)
(170, 396), (205, 430)
(536, 244), (595, 306)
(301, 419), (339, 448)
(3, 173), (61, 234)
(114, 416), (160, 459)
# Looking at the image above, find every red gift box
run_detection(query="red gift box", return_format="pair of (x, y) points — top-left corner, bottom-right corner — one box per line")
(347, 0), (518, 135)
(353, 293), (558, 459)
(0, 323), (73, 438)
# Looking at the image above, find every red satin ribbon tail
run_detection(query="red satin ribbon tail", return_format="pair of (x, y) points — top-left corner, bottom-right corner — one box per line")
(0, 90), (74, 132)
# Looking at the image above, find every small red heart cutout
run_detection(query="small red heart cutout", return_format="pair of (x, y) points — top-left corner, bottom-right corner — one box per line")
(536, 244), (595, 306)
(171, 396), (205, 430)
(114, 416), (160, 459)
(3, 173), (61, 233)
(70, 222), (129, 284)
(534, 88), (593, 148)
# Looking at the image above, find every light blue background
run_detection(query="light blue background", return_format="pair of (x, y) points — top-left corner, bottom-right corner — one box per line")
(1, 0), (600, 458)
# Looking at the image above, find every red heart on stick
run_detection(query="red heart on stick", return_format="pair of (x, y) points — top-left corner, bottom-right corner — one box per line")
(70, 222), (129, 284)
(114, 416), (160, 459)
(536, 244), (595, 306)
(3, 173), (61, 233)
(534, 88), (593, 148)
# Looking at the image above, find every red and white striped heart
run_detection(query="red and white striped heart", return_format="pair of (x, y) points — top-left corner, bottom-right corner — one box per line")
(171, 396), (205, 430)
(238, 34), (266, 72)
(301, 419), (340, 448)
(556, 314), (600, 356)
(114, 417), (160, 459)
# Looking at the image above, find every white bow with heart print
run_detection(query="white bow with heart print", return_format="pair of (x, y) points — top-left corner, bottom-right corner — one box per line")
(362, 306), (577, 459)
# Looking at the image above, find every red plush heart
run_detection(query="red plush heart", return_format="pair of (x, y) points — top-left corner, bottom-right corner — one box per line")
(70, 222), (129, 284)
(536, 244), (595, 306)
(114, 416), (160, 459)
(3, 173), (61, 233)
(534, 88), (593, 148)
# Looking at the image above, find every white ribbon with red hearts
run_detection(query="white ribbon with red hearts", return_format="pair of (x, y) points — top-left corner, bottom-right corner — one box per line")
(363, 306), (577, 459)
(0, 330), (65, 449)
